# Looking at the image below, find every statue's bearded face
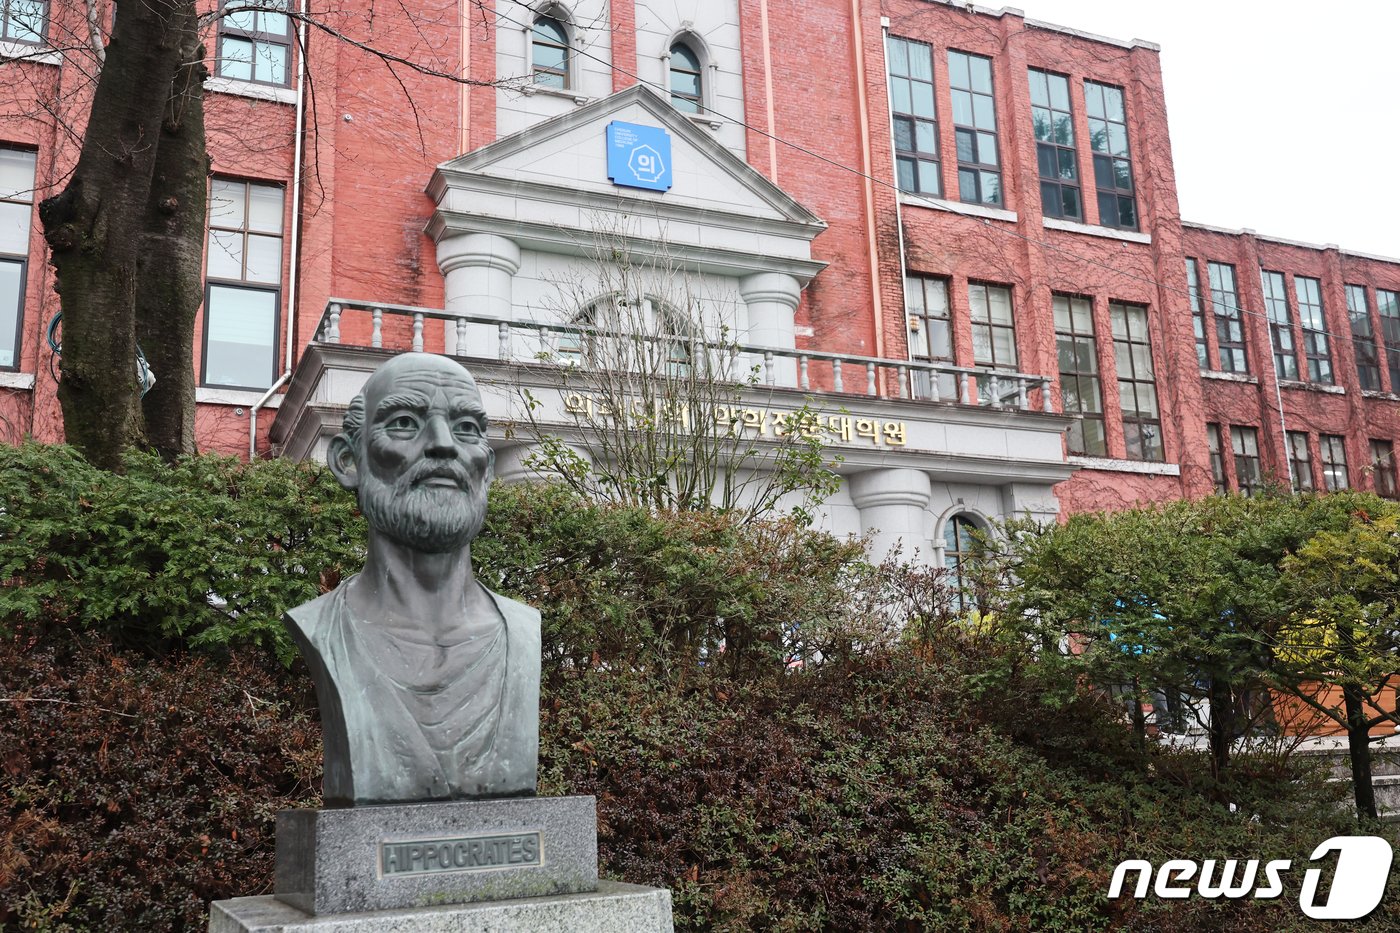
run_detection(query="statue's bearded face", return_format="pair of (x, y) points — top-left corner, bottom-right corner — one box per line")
(352, 359), (494, 554)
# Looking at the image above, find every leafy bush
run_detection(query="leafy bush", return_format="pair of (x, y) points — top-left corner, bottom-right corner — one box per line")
(0, 444), (363, 664)
(0, 444), (884, 679)
(5, 625), (1391, 932)
(3, 445), (1393, 931)
(0, 628), (320, 931)
(475, 482), (884, 681)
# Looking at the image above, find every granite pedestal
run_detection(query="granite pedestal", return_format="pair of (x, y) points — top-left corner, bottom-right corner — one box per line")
(275, 797), (598, 916)
(210, 881), (674, 932)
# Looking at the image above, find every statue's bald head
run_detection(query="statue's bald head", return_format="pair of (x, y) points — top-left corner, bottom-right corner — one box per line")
(330, 353), (493, 553)
(341, 353), (484, 452)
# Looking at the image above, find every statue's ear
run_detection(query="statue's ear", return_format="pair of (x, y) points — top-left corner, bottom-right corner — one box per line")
(327, 434), (360, 491)
(485, 444), (496, 485)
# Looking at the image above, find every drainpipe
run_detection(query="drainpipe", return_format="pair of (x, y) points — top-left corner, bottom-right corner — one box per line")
(248, 0), (309, 461)
(849, 0), (885, 366)
(880, 19), (910, 365)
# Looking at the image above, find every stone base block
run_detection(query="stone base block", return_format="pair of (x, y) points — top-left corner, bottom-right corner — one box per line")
(276, 796), (596, 915)
(210, 882), (673, 932)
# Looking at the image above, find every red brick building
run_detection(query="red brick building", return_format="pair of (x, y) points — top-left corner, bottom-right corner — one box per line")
(2, 0), (1397, 556)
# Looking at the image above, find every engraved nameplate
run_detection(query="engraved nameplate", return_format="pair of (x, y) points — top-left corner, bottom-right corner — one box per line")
(380, 832), (543, 877)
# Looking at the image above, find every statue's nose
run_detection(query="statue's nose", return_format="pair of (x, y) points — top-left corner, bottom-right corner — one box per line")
(424, 415), (456, 457)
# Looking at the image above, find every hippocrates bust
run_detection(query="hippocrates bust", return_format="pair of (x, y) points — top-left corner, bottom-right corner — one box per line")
(285, 353), (540, 806)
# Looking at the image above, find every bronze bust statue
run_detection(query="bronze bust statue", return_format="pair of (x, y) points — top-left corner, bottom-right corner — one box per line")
(285, 353), (540, 806)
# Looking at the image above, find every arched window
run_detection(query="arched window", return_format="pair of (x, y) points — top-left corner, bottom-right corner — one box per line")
(531, 13), (570, 88)
(558, 294), (692, 376)
(668, 42), (702, 113)
(942, 513), (985, 608)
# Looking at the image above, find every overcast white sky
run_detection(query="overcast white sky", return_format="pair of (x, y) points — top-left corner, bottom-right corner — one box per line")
(1016, 0), (1400, 258)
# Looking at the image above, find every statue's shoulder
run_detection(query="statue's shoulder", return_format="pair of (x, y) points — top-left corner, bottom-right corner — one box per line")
(486, 588), (540, 634)
(284, 585), (347, 645)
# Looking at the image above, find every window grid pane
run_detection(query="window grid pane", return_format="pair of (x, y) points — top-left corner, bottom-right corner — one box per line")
(1347, 285), (1381, 392)
(1208, 261), (1247, 373)
(2, 0), (46, 43)
(1054, 294), (1104, 456)
(531, 15), (569, 87)
(1287, 431), (1313, 492)
(218, 0), (292, 86)
(0, 147), (34, 371)
(1110, 301), (1162, 461)
(1029, 68), (1079, 221)
(905, 276), (955, 400)
(1379, 290), (1400, 392)
(888, 37), (939, 196)
(1260, 271), (1298, 380)
(1370, 440), (1397, 498)
(949, 51), (1000, 206)
(1206, 424), (1227, 492)
(1084, 79), (1136, 230)
(204, 179), (283, 389)
(1294, 276), (1332, 384)
(969, 283), (1016, 370)
(1230, 426), (1261, 496)
(1186, 259), (1208, 369)
(669, 42), (702, 113)
(1319, 434), (1349, 491)
(943, 513), (982, 611)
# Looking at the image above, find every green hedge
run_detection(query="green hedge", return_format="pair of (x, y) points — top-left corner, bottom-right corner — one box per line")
(4, 627), (1392, 932)
(0, 445), (876, 678)
(2, 445), (1394, 931)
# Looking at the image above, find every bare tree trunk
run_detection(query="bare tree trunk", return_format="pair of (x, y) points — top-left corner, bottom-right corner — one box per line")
(37, 0), (195, 469)
(1344, 684), (1379, 821)
(136, 15), (208, 461)
(1207, 676), (1233, 780)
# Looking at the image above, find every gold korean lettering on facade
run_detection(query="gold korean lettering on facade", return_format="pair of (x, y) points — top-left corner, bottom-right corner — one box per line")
(563, 393), (907, 447)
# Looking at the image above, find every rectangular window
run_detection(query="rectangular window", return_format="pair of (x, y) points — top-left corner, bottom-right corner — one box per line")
(1208, 261), (1247, 373)
(0, 148), (35, 372)
(2, 0), (46, 43)
(217, 0), (291, 86)
(1294, 276), (1332, 384)
(948, 50), (1001, 206)
(1186, 258), (1208, 369)
(1348, 285), (1381, 392)
(1371, 440), (1397, 499)
(888, 37), (939, 196)
(203, 178), (284, 389)
(1230, 426), (1262, 496)
(968, 282), (1015, 369)
(1319, 434), (1349, 491)
(1029, 68), (1080, 221)
(1111, 301), (1162, 461)
(1084, 80), (1136, 230)
(1287, 431), (1313, 492)
(1377, 289), (1400, 392)
(1054, 294), (1105, 456)
(1207, 424), (1227, 492)
(905, 275), (955, 400)
(1260, 271), (1298, 380)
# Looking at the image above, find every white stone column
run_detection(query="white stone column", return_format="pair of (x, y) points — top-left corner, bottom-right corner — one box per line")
(435, 233), (522, 359)
(848, 468), (933, 564)
(738, 271), (800, 386)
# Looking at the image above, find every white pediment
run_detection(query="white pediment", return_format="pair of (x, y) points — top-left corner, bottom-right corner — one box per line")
(427, 85), (826, 279)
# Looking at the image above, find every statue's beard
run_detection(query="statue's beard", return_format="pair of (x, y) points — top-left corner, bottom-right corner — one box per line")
(359, 460), (487, 554)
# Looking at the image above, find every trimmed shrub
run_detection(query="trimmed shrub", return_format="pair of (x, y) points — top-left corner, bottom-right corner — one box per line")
(4, 628), (1393, 932)
(0, 629), (319, 930)
(0, 444), (363, 664)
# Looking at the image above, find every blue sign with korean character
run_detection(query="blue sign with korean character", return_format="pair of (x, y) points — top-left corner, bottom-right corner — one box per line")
(606, 121), (672, 192)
